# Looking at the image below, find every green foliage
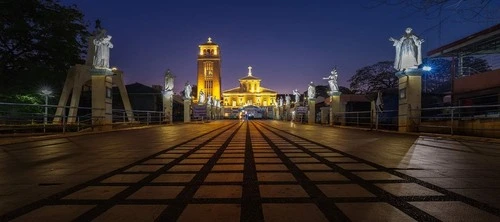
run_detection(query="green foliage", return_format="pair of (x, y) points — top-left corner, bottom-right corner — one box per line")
(348, 61), (398, 94)
(0, 0), (89, 95)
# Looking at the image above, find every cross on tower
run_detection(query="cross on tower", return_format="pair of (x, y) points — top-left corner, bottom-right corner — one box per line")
(248, 66), (252, 76)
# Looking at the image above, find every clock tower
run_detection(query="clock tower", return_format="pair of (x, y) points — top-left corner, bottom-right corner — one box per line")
(196, 37), (222, 101)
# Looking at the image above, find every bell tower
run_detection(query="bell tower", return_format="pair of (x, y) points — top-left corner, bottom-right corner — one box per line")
(197, 37), (221, 101)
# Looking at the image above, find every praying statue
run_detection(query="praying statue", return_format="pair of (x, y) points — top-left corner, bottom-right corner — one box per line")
(184, 81), (192, 99)
(285, 94), (291, 106)
(164, 69), (174, 92)
(93, 30), (113, 69)
(389, 27), (424, 71)
(198, 90), (206, 104)
(307, 82), (316, 99)
(292, 89), (300, 104)
(323, 68), (339, 94)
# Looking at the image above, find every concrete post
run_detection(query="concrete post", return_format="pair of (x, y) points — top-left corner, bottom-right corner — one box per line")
(184, 99), (191, 123)
(396, 69), (422, 132)
(308, 99), (316, 124)
(91, 68), (113, 131)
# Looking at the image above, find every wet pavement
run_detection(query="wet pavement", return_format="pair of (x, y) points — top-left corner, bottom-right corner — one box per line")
(0, 120), (499, 221)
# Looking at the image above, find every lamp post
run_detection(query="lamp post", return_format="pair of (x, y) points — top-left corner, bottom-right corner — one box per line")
(40, 89), (52, 126)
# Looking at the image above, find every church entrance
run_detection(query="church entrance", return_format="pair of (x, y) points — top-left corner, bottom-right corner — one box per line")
(240, 105), (264, 119)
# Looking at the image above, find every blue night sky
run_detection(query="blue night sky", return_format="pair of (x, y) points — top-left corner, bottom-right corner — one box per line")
(61, 0), (498, 94)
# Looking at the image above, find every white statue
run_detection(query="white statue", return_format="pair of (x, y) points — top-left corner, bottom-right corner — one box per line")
(93, 30), (113, 69)
(389, 27), (424, 71)
(279, 97), (283, 107)
(285, 94), (291, 105)
(207, 96), (212, 106)
(275, 99), (279, 108)
(292, 89), (300, 104)
(323, 68), (339, 94)
(164, 69), (174, 92)
(198, 90), (206, 104)
(308, 81), (316, 99)
(184, 81), (192, 99)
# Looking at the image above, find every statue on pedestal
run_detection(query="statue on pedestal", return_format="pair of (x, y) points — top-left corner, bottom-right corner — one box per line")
(323, 68), (339, 94)
(198, 90), (206, 104)
(389, 27), (424, 71)
(92, 28), (113, 69)
(308, 82), (316, 99)
(279, 97), (283, 107)
(293, 89), (300, 104)
(164, 69), (174, 93)
(285, 94), (291, 106)
(184, 81), (192, 99)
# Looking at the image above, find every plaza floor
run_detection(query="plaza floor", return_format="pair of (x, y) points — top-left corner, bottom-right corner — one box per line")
(0, 120), (499, 221)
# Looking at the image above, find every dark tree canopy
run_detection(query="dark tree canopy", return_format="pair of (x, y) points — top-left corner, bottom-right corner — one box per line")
(0, 0), (89, 95)
(348, 61), (398, 94)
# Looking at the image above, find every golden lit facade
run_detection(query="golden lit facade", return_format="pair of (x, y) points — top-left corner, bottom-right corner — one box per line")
(222, 66), (277, 107)
(196, 37), (222, 101)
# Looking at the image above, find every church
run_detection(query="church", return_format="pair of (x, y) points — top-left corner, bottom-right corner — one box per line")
(195, 38), (277, 118)
(222, 66), (277, 118)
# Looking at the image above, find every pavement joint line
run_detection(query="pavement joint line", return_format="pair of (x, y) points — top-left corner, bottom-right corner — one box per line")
(0, 122), (237, 222)
(154, 122), (245, 221)
(240, 122), (264, 221)
(259, 121), (500, 218)
(251, 121), (350, 221)
(255, 121), (440, 221)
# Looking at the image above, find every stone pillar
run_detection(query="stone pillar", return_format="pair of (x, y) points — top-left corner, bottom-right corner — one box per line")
(163, 91), (173, 124)
(320, 107), (329, 125)
(330, 93), (342, 126)
(211, 105), (215, 120)
(308, 99), (316, 124)
(285, 104), (290, 121)
(396, 69), (422, 132)
(184, 99), (191, 123)
(91, 69), (113, 131)
(275, 107), (280, 120)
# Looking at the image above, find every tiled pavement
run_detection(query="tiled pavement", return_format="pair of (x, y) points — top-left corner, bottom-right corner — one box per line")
(1, 120), (499, 221)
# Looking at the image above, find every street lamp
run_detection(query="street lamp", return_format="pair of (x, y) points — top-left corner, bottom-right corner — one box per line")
(40, 88), (52, 126)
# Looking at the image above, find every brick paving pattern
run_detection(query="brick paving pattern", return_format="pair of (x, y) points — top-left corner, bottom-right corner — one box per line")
(1, 120), (499, 221)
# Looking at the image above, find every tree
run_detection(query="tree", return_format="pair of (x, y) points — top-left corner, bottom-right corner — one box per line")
(0, 0), (89, 95)
(348, 61), (398, 94)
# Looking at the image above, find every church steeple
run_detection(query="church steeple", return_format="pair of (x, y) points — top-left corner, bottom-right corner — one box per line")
(197, 37), (221, 100)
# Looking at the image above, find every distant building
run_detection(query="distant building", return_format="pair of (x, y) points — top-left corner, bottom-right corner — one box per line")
(222, 66), (277, 107)
(196, 37), (222, 101)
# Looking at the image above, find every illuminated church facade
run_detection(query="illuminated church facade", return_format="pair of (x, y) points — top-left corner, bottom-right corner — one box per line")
(222, 66), (277, 108)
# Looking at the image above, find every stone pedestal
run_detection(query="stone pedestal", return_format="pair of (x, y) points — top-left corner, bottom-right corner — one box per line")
(275, 107), (280, 120)
(184, 99), (191, 123)
(320, 107), (330, 124)
(396, 69), (422, 132)
(285, 105), (290, 121)
(329, 93), (342, 126)
(91, 68), (113, 131)
(308, 99), (316, 124)
(54, 65), (133, 125)
(163, 91), (173, 124)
